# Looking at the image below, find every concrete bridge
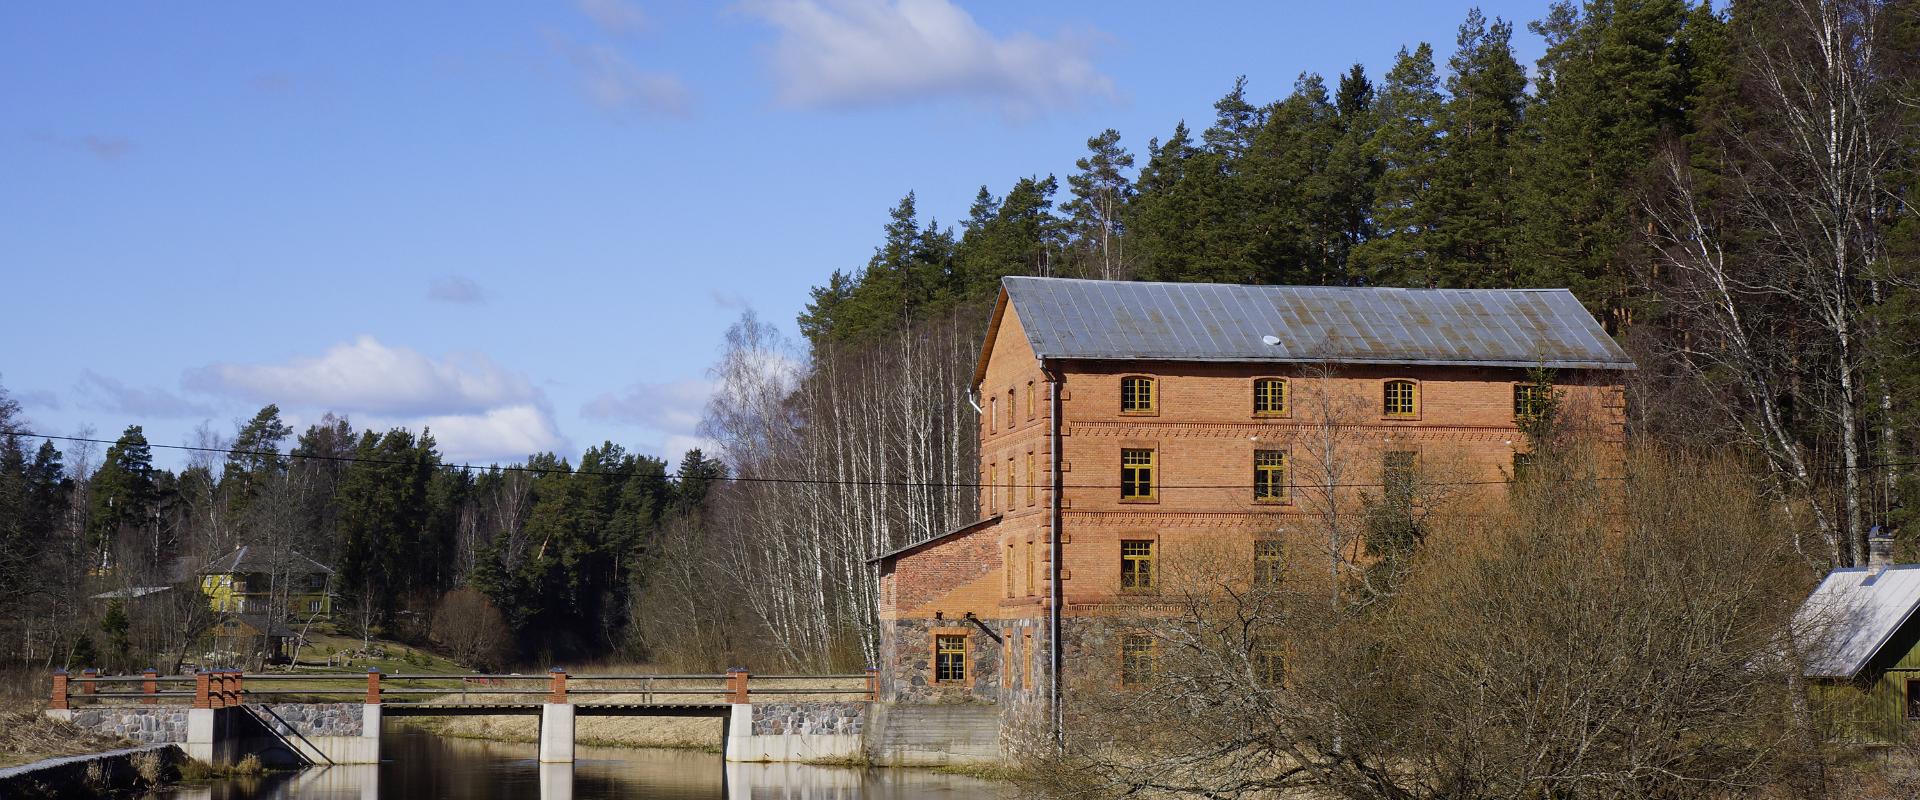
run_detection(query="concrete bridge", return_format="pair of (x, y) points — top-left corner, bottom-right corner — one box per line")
(46, 667), (876, 766)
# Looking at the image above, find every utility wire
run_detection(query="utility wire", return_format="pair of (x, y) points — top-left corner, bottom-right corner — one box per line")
(10, 430), (1919, 494)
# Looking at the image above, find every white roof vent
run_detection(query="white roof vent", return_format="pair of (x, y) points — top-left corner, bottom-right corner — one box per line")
(1261, 334), (1281, 346)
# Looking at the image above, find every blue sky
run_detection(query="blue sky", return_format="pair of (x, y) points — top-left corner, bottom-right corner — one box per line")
(0, 0), (1554, 468)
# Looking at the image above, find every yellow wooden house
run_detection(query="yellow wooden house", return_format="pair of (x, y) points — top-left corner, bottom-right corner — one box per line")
(198, 544), (335, 620)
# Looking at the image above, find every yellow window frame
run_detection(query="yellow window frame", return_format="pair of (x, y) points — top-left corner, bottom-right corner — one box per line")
(1253, 378), (1289, 416)
(1253, 540), (1284, 586)
(1514, 382), (1552, 421)
(1120, 540), (1156, 591)
(1384, 380), (1418, 418)
(934, 634), (967, 683)
(1254, 450), (1288, 503)
(1120, 448), (1157, 500)
(1120, 376), (1157, 414)
(1121, 634), (1156, 686)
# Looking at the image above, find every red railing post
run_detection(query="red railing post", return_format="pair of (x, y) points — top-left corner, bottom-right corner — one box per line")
(232, 670), (245, 706)
(193, 671), (212, 709)
(210, 671), (226, 709)
(80, 668), (98, 698)
(548, 668), (568, 704)
(727, 669), (749, 704)
(50, 670), (70, 711)
(366, 668), (382, 705)
(865, 666), (878, 702)
(142, 668), (158, 705)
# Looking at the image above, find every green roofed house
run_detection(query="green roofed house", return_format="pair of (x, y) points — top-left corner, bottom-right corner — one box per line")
(1796, 530), (1920, 741)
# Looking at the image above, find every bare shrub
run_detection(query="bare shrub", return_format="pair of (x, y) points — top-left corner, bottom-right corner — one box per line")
(1030, 449), (1823, 800)
(430, 588), (510, 670)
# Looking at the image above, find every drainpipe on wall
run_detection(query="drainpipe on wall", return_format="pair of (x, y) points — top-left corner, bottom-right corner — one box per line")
(1045, 362), (1064, 748)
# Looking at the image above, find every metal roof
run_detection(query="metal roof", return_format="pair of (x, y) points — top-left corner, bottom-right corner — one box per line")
(201, 544), (334, 576)
(1794, 565), (1920, 679)
(999, 277), (1635, 370)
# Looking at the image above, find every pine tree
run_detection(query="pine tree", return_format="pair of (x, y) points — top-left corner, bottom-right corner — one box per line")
(1129, 121), (1210, 281)
(1352, 44), (1446, 285)
(1062, 129), (1137, 280)
(1325, 63), (1382, 279)
(954, 175), (1064, 296)
(1433, 8), (1529, 285)
(1515, 0), (1693, 327)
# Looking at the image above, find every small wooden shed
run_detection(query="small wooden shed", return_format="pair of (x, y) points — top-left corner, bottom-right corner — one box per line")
(1796, 533), (1920, 741)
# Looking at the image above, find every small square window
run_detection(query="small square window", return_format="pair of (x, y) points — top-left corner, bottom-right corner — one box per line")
(1121, 376), (1157, 413)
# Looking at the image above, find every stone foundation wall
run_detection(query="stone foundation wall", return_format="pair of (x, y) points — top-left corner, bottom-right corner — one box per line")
(251, 703), (363, 738)
(881, 618), (1005, 705)
(749, 702), (865, 736)
(66, 707), (190, 744)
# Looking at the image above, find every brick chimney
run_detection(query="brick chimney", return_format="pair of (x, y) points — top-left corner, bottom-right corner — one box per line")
(1868, 527), (1894, 577)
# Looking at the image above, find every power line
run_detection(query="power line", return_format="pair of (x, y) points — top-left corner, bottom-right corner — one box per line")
(9, 430), (1918, 494)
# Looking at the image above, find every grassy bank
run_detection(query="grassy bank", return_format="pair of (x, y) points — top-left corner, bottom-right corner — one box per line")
(0, 708), (134, 769)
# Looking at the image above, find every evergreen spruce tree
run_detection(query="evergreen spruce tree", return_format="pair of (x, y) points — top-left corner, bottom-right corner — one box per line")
(1352, 44), (1446, 285)
(1515, 0), (1694, 327)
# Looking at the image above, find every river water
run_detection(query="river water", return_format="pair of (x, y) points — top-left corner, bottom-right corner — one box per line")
(141, 727), (1010, 799)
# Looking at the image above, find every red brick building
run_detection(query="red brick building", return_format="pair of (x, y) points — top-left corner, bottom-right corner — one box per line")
(872, 277), (1632, 732)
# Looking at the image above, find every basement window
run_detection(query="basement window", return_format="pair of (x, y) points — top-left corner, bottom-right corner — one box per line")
(935, 634), (967, 683)
(1121, 634), (1156, 687)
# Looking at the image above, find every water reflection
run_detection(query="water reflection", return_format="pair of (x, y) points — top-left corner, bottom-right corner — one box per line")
(143, 727), (1008, 799)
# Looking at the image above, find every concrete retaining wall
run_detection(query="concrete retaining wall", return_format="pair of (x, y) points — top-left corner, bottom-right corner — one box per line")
(865, 703), (1002, 766)
(725, 703), (866, 763)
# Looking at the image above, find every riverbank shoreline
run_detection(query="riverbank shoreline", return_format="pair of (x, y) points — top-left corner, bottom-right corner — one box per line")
(0, 743), (184, 799)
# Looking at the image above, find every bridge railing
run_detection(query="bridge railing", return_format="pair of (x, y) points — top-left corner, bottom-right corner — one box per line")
(50, 666), (880, 709)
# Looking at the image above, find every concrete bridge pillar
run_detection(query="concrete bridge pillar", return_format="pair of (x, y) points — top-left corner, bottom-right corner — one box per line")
(363, 668), (383, 743)
(185, 670), (217, 762)
(538, 667), (575, 764)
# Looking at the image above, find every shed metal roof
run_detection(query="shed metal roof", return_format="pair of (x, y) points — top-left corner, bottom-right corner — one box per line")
(1794, 565), (1920, 679)
(997, 277), (1634, 371)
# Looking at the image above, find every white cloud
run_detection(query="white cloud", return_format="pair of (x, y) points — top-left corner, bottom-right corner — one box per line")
(185, 336), (538, 416)
(185, 338), (570, 465)
(577, 0), (649, 35)
(73, 370), (213, 418)
(742, 0), (1114, 115)
(551, 36), (692, 117)
(364, 404), (568, 464)
(581, 378), (712, 433)
(428, 275), (487, 305)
